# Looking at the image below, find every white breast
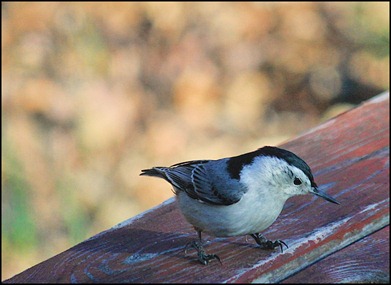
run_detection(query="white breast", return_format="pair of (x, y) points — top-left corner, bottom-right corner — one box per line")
(177, 185), (286, 237)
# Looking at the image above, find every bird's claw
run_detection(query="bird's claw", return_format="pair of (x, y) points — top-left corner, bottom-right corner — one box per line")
(262, 239), (288, 252)
(250, 233), (288, 253)
(198, 252), (221, 265)
(185, 241), (221, 265)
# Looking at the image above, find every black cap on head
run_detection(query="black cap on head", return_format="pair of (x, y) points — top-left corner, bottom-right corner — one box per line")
(261, 146), (317, 188)
(227, 146), (316, 187)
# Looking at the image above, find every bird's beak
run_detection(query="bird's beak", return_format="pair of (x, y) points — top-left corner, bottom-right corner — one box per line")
(311, 187), (340, 205)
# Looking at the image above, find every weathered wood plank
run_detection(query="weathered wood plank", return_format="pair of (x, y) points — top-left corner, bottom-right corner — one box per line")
(281, 226), (389, 283)
(4, 92), (389, 283)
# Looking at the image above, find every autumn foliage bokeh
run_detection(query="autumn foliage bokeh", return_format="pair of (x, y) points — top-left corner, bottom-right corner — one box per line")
(2, 2), (389, 280)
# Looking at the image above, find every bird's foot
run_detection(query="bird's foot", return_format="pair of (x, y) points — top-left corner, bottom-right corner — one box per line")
(250, 233), (288, 252)
(185, 241), (221, 265)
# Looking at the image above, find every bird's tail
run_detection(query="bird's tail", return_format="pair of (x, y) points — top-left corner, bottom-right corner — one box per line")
(140, 167), (167, 179)
(140, 167), (177, 190)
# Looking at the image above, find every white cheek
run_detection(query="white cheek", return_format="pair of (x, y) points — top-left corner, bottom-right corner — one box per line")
(298, 184), (311, 195)
(240, 156), (284, 190)
(282, 185), (296, 196)
(283, 183), (310, 197)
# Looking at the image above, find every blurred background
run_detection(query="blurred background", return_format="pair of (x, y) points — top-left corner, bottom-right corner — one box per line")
(1, 2), (389, 280)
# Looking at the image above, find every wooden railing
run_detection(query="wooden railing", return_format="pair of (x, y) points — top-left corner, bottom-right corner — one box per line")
(5, 91), (389, 283)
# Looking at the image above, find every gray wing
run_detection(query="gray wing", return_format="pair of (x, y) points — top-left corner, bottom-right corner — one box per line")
(191, 163), (247, 205)
(185, 159), (249, 205)
(141, 159), (248, 205)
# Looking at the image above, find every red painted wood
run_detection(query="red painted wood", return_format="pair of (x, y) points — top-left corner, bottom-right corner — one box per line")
(4, 92), (389, 283)
(281, 226), (389, 283)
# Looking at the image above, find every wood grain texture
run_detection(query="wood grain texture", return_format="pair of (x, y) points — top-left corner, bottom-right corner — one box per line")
(281, 226), (389, 283)
(4, 92), (389, 283)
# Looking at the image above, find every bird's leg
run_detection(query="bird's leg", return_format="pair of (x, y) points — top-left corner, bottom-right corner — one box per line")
(250, 233), (288, 252)
(185, 229), (221, 265)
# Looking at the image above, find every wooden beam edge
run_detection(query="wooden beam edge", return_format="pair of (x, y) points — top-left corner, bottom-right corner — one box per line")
(226, 199), (389, 283)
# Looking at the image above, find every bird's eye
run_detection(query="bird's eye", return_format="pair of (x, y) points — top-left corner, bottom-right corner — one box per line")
(294, 177), (302, 185)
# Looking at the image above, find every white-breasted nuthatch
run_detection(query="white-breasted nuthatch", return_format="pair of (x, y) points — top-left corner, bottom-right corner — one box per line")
(140, 146), (339, 264)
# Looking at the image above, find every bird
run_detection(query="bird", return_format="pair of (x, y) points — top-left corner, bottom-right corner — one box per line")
(140, 146), (339, 265)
